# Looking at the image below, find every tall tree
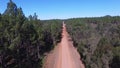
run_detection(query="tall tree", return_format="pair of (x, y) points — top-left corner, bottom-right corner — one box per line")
(4, 0), (17, 17)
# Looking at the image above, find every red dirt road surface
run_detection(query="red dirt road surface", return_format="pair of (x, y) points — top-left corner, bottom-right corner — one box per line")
(43, 22), (85, 68)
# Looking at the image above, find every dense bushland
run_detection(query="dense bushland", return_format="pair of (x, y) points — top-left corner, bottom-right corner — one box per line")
(0, 0), (120, 68)
(65, 16), (120, 68)
(0, 0), (62, 68)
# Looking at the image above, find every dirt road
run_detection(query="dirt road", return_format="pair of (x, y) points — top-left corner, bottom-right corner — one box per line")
(43, 22), (85, 68)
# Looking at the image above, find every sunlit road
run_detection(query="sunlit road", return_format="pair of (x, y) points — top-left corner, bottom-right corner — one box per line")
(43, 22), (85, 68)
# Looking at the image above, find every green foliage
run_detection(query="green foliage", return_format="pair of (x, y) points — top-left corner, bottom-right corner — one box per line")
(66, 16), (120, 68)
(0, 0), (62, 68)
(4, 0), (17, 20)
(0, 0), (120, 68)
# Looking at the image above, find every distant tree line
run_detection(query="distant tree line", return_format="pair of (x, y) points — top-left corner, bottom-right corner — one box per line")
(0, 0), (120, 68)
(0, 0), (62, 68)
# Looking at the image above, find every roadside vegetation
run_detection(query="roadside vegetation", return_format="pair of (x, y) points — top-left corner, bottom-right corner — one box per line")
(0, 0), (120, 68)
(65, 16), (120, 68)
(0, 0), (62, 68)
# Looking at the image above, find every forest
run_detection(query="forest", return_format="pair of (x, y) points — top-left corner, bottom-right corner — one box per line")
(65, 16), (120, 68)
(0, 0), (62, 68)
(0, 0), (120, 68)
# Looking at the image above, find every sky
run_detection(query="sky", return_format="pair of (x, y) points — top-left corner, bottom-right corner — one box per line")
(0, 0), (120, 20)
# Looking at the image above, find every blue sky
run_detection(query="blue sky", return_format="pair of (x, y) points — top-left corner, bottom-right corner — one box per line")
(0, 0), (120, 20)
